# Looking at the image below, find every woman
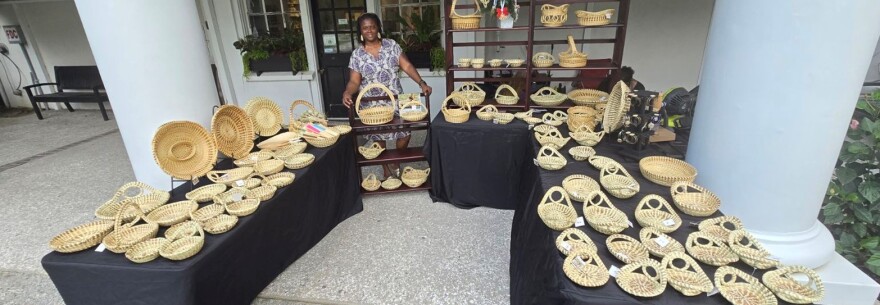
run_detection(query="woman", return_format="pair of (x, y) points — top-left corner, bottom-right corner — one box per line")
(342, 13), (432, 178)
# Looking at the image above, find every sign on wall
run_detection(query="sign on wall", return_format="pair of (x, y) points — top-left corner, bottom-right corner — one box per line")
(3, 25), (24, 44)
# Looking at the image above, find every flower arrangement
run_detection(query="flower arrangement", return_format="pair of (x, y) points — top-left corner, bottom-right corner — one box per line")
(480, 0), (519, 21)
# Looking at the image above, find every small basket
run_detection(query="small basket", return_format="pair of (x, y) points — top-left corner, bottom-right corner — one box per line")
(273, 141), (307, 159)
(355, 83), (396, 125)
(535, 145), (567, 170)
(762, 265), (825, 304)
(568, 89), (609, 106)
(185, 183), (227, 203)
(551, 110), (568, 122)
(458, 58), (472, 68)
(505, 59), (524, 68)
(362, 174), (381, 191)
(454, 82), (486, 107)
(728, 229), (779, 269)
(605, 234), (649, 264)
(568, 146), (596, 161)
(288, 100), (328, 132)
(257, 132), (301, 151)
(523, 117), (543, 125)
(600, 163), (640, 199)
(450, 0), (481, 30)
(639, 156), (698, 187)
(470, 58), (485, 68)
(640, 227), (685, 258)
(567, 106), (598, 131)
(531, 52), (555, 68)
(233, 151), (274, 167)
(282, 153), (316, 169)
(576, 9), (615, 26)
(556, 228), (597, 256)
(536, 186), (577, 231)
(493, 112), (514, 124)
(381, 177), (403, 190)
(587, 155), (619, 170)
(331, 125), (352, 135)
(190, 202), (226, 223)
(635, 194), (682, 233)
(559, 35), (587, 68)
(698, 216), (743, 241)
(95, 182), (171, 220)
(514, 109), (534, 120)
(399, 97), (429, 122)
(671, 181), (721, 217)
(563, 250), (610, 287)
(160, 221), (204, 260)
(252, 159), (285, 176)
(144, 200), (198, 227)
(218, 195), (260, 217)
(248, 185), (277, 201)
(562, 174), (600, 202)
(164, 220), (201, 240)
(534, 129), (570, 150)
(359, 142), (385, 159)
(401, 166), (430, 188)
(102, 201), (159, 254)
(244, 97), (283, 137)
(303, 130), (340, 148)
(261, 172), (295, 188)
(540, 4), (569, 27)
(211, 105), (254, 159)
(531, 86), (567, 106)
(202, 214), (239, 234)
(441, 94), (471, 124)
(582, 191), (629, 235)
(686, 231), (739, 266)
(207, 167), (255, 186)
(533, 124), (557, 135)
(488, 59), (503, 67)
(476, 105), (498, 121)
(616, 259), (667, 298)
(571, 128), (606, 146)
(49, 219), (115, 253)
(662, 252), (713, 296)
(715, 266), (777, 305)
(494, 84), (519, 105)
(125, 237), (170, 263)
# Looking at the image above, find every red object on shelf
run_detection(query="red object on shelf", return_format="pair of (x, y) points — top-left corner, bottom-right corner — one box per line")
(572, 58), (613, 90)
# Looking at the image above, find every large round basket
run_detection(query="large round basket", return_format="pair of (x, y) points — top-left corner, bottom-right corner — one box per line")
(441, 94), (471, 123)
(536, 186), (577, 231)
(125, 237), (170, 263)
(671, 181), (721, 217)
(556, 228), (597, 256)
(599, 163), (640, 199)
(540, 4), (569, 27)
(635, 194), (682, 233)
(450, 0), (481, 30)
(698, 215), (743, 241)
(531, 86), (567, 106)
(562, 174), (600, 202)
(582, 191), (629, 235)
(602, 81), (632, 132)
(454, 82), (486, 107)
(685, 231), (739, 266)
(494, 84), (519, 105)
(568, 89), (609, 106)
(567, 106), (598, 131)
(399, 96), (428, 122)
(714, 266), (778, 305)
(211, 105), (254, 159)
(536, 145), (567, 170)
(559, 35), (587, 68)
(152, 121), (218, 180)
(532, 52), (555, 68)
(288, 100), (327, 132)
(144, 200), (198, 227)
(661, 252), (713, 296)
(639, 156), (697, 187)
(244, 97), (283, 137)
(401, 166), (430, 188)
(639, 227), (685, 258)
(355, 83), (397, 125)
(762, 265), (825, 304)
(616, 259), (667, 298)
(576, 9), (615, 26)
(605, 234), (649, 264)
(728, 229), (779, 269)
(159, 221), (204, 260)
(49, 219), (115, 253)
(563, 250), (609, 287)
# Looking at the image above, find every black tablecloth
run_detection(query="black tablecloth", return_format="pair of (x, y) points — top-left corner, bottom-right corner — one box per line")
(509, 126), (793, 305)
(42, 134), (364, 305)
(427, 113), (533, 209)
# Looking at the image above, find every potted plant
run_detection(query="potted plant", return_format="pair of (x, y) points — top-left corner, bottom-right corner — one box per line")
(480, 0), (519, 28)
(233, 28), (308, 77)
(394, 6), (441, 69)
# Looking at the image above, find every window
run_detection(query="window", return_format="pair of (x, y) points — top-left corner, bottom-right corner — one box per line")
(245, 0), (304, 35)
(316, 0), (365, 54)
(380, 0), (442, 68)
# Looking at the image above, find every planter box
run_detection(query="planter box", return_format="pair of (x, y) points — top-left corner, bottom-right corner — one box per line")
(249, 54), (299, 76)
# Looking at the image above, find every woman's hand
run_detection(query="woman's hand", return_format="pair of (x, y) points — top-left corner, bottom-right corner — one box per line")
(420, 83), (433, 96)
(342, 93), (353, 108)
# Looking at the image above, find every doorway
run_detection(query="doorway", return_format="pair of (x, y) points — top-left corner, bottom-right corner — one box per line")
(311, 0), (365, 118)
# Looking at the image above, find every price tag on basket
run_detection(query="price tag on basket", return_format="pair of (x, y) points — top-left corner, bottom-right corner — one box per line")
(231, 193), (243, 202)
(289, 138), (302, 144)
(493, 119), (499, 124)
(654, 236), (670, 247)
(605, 13), (612, 19)
(627, 220), (634, 228)
(191, 177), (200, 184)
(561, 241), (572, 252)
(575, 217), (585, 227)
(235, 180), (245, 187)
(662, 219), (676, 227)
(572, 255), (586, 269)
(609, 265), (621, 278)
(95, 243), (106, 252)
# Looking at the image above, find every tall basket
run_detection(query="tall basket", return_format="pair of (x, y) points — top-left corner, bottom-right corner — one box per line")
(559, 35), (588, 68)
(355, 83), (397, 125)
(450, 0), (482, 30)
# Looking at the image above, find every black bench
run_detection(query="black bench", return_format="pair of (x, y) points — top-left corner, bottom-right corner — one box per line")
(23, 66), (110, 121)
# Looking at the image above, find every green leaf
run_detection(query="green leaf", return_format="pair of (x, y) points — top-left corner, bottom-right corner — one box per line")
(853, 203), (874, 223)
(869, 264), (880, 277)
(859, 181), (880, 203)
(854, 222), (868, 237)
(861, 236), (880, 250)
(867, 253), (880, 267)
(846, 192), (862, 202)
(848, 142), (872, 155)
(837, 167), (858, 185)
(860, 117), (875, 133)
(840, 231), (859, 249)
(822, 202), (844, 223)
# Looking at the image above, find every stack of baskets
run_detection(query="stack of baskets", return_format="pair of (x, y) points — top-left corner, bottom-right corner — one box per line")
(559, 35), (587, 68)
(567, 106), (598, 131)
(541, 4), (569, 27)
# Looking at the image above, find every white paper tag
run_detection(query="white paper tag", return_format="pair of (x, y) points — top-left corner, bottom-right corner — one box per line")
(627, 220), (634, 228)
(561, 241), (572, 252)
(572, 255), (586, 269)
(575, 217), (585, 227)
(662, 219), (676, 227)
(493, 119), (499, 124)
(191, 177), (200, 184)
(289, 138), (302, 143)
(95, 243), (106, 252)
(235, 180), (245, 187)
(618, 253), (629, 261)
(654, 236), (670, 247)
(231, 193), (243, 202)
(609, 265), (621, 278)
(606, 13), (612, 19)
(251, 155), (258, 161)
(707, 286), (720, 296)
(533, 158), (539, 166)
(528, 125), (534, 130)
(599, 96), (607, 101)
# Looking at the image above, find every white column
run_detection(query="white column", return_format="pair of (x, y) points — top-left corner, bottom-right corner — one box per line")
(75, 0), (219, 190)
(688, 0), (880, 269)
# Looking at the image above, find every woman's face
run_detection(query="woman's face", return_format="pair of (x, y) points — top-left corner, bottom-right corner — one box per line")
(360, 18), (379, 42)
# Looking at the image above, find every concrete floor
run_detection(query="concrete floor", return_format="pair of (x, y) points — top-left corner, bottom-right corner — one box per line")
(0, 110), (512, 305)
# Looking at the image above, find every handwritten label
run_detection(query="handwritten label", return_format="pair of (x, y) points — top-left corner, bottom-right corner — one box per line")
(572, 255), (587, 269)
(609, 265), (621, 278)
(662, 219), (676, 227)
(575, 217), (585, 227)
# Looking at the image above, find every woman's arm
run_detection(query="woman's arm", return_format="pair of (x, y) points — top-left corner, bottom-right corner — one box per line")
(342, 69), (362, 108)
(398, 53), (433, 96)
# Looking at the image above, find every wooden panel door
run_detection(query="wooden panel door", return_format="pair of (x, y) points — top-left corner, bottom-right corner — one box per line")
(312, 0), (365, 118)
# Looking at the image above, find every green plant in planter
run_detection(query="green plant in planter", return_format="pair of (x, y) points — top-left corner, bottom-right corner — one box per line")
(233, 28), (307, 77)
(430, 46), (445, 72)
(823, 89), (880, 277)
(394, 6), (441, 52)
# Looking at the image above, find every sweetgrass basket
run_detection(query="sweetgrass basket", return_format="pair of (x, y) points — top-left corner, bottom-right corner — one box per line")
(95, 182), (171, 220)
(505, 59), (524, 67)
(261, 172), (295, 188)
(288, 100), (328, 132)
(211, 105), (254, 159)
(257, 132), (301, 151)
(458, 58), (471, 68)
(399, 97), (428, 122)
(535, 128), (570, 150)
(49, 219), (115, 253)
(582, 190), (629, 235)
(605, 234), (649, 264)
(303, 130), (340, 148)
(470, 58), (485, 68)
(523, 117), (543, 125)
(556, 228), (597, 256)
(563, 249), (610, 287)
(587, 155), (619, 170)
(282, 153), (315, 170)
(698, 215), (743, 241)
(493, 112), (514, 124)
(160, 221), (205, 260)
(362, 174), (381, 191)
(715, 266), (777, 305)
(253, 159), (285, 176)
(602, 81), (632, 132)
(536, 145), (567, 170)
(244, 97), (283, 137)
(358, 142), (385, 159)
(559, 35), (587, 68)
(450, 0), (481, 30)
(639, 156), (697, 187)
(568, 146), (596, 161)
(671, 181), (721, 217)
(600, 163), (640, 199)
(273, 141), (307, 159)
(686, 231), (739, 266)
(152, 121), (218, 180)
(218, 195), (260, 217)
(185, 183), (227, 203)
(381, 177), (402, 190)
(190, 201), (226, 223)
(441, 94), (471, 123)
(401, 166), (430, 188)
(532, 52), (555, 68)
(476, 105), (498, 121)
(537, 186), (577, 231)
(562, 174), (600, 202)
(454, 82), (486, 107)
(531, 86), (567, 106)
(125, 237), (170, 263)
(540, 4), (569, 27)
(207, 167), (255, 186)
(233, 151), (274, 167)
(576, 9), (615, 26)
(488, 59), (503, 67)
(165, 220), (201, 240)
(248, 185), (277, 201)
(762, 265), (825, 304)
(635, 194), (681, 233)
(616, 259), (668, 298)
(661, 252), (713, 296)
(568, 89), (609, 106)
(102, 201), (159, 254)
(567, 106), (598, 131)
(639, 227), (685, 258)
(571, 128), (606, 146)
(202, 214), (239, 234)
(514, 109), (533, 120)
(144, 200), (198, 227)
(355, 83), (396, 125)
(728, 229), (779, 269)
(495, 84), (519, 105)
(541, 113), (564, 127)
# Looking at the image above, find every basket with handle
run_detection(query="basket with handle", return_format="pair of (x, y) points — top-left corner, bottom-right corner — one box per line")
(635, 194), (682, 233)
(202, 214), (239, 234)
(288, 100), (328, 132)
(441, 94), (471, 123)
(514, 109), (533, 120)
(639, 156), (697, 187)
(616, 259), (667, 298)
(362, 173), (381, 191)
(685, 231), (739, 266)
(587, 155), (619, 170)
(494, 84), (519, 105)
(540, 4), (569, 27)
(571, 126), (606, 146)
(568, 146), (596, 161)
(358, 142), (385, 159)
(728, 229), (779, 269)
(576, 9), (615, 26)
(605, 234), (649, 264)
(600, 163), (640, 199)
(531, 86), (567, 106)
(355, 83), (397, 125)
(559, 35), (588, 68)
(49, 219), (115, 253)
(125, 237), (170, 263)
(698, 215), (743, 241)
(454, 82), (486, 107)
(536, 186), (577, 230)
(535, 145), (567, 170)
(639, 227), (685, 258)
(661, 252), (714, 296)
(531, 52), (555, 68)
(476, 105), (498, 121)
(95, 181), (171, 220)
(714, 266), (777, 305)
(556, 228), (597, 256)
(450, 0), (481, 30)
(567, 106), (598, 131)
(563, 249), (610, 287)
(493, 112), (514, 124)
(159, 221), (205, 260)
(582, 190), (629, 235)
(533, 124), (558, 136)
(762, 265), (825, 304)
(102, 201), (159, 254)
(399, 95), (428, 122)
(541, 112), (565, 127)
(671, 181), (721, 217)
(568, 89), (609, 106)
(144, 200), (198, 227)
(401, 166), (430, 188)
(207, 167), (255, 187)
(562, 174), (600, 202)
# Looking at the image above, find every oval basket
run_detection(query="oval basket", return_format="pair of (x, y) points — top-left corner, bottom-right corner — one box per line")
(202, 214), (239, 234)
(211, 105), (254, 159)
(532, 52), (555, 68)
(540, 4), (569, 27)
(454, 82), (486, 107)
(564, 249), (609, 287)
(587, 155), (619, 170)
(233, 151), (274, 167)
(125, 237), (170, 263)
(715, 266), (778, 305)
(381, 177), (402, 190)
(582, 191), (629, 235)
(493, 112), (514, 124)
(441, 94), (471, 124)
(253, 159), (285, 176)
(686, 231), (739, 266)
(514, 109), (534, 120)
(616, 259), (667, 298)
(355, 83), (397, 125)
(185, 183), (227, 203)
(152, 121), (218, 180)
(449, 0), (481, 30)
(283, 153), (315, 170)
(606, 234), (649, 264)
(531, 86), (567, 106)
(671, 181), (721, 217)
(559, 35), (587, 68)
(600, 163), (640, 199)
(257, 132), (301, 151)
(273, 141), (307, 159)
(698, 215), (743, 241)
(190, 202), (226, 223)
(602, 81), (632, 133)
(303, 130), (340, 148)
(160, 221), (204, 260)
(207, 167), (255, 186)
(762, 265), (825, 304)
(537, 186), (577, 231)
(639, 156), (697, 187)
(220, 195), (260, 217)
(494, 84), (519, 105)
(568, 89), (609, 106)
(144, 200), (198, 227)
(476, 105), (498, 121)
(728, 229), (779, 269)
(262, 172), (295, 188)
(635, 194), (682, 233)
(505, 58), (524, 67)
(576, 9), (615, 26)
(639, 227), (685, 258)
(331, 125), (352, 135)
(401, 167), (430, 188)
(49, 219), (115, 253)
(556, 228), (597, 256)
(102, 201), (159, 254)
(359, 142), (385, 159)
(536, 145), (567, 171)
(572, 128), (606, 147)
(562, 174), (600, 202)
(248, 185), (277, 201)
(244, 97), (283, 137)
(362, 174), (381, 191)
(568, 146), (596, 161)
(288, 99), (328, 132)
(567, 106), (598, 131)
(399, 97), (428, 122)
(523, 117), (543, 125)
(95, 182), (171, 220)
(164, 220), (200, 240)
(662, 252), (713, 296)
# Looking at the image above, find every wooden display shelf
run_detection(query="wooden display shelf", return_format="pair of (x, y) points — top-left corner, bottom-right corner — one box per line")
(533, 23), (624, 31)
(531, 63), (620, 71)
(447, 65), (528, 72)
(356, 147), (426, 166)
(350, 117), (429, 131)
(362, 181), (431, 195)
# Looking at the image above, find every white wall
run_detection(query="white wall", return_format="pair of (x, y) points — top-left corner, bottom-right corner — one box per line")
(0, 5), (32, 108)
(866, 38), (880, 85)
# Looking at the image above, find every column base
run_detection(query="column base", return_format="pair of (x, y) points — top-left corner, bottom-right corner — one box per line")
(748, 220), (835, 268)
(815, 253), (880, 305)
